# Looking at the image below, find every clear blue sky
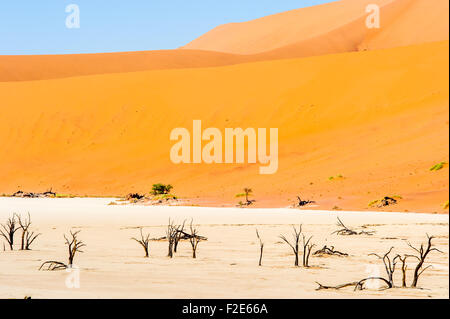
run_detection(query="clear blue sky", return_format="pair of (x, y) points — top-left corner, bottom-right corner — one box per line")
(0, 1), (332, 55)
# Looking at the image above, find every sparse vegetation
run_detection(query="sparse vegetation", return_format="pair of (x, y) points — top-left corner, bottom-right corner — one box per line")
(429, 161), (448, 171)
(236, 188), (254, 206)
(368, 195), (402, 208)
(328, 174), (344, 181)
(151, 183), (173, 195)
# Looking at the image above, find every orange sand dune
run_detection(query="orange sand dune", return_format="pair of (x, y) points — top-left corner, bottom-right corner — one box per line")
(0, 49), (248, 82)
(182, 0), (449, 56)
(3, 0), (448, 83)
(0, 41), (448, 213)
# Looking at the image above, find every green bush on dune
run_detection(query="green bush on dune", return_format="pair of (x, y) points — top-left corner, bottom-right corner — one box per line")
(429, 161), (448, 171)
(151, 183), (173, 195)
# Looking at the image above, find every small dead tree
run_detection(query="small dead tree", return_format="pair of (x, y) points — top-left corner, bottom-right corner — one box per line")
(280, 225), (302, 267)
(256, 229), (264, 266)
(16, 213), (40, 250)
(65, 230), (86, 266)
(0, 215), (20, 250)
(407, 235), (443, 288)
(189, 220), (202, 259)
(369, 247), (398, 287)
(39, 230), (86, 271)
(302, 234), (315, 267)
(131, 228), (150, 257)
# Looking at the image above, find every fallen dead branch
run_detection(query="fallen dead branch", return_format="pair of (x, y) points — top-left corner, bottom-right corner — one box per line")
(316, 277), (392, 291)
(332, 217), (374, 236)
(313, 245), (348, 257)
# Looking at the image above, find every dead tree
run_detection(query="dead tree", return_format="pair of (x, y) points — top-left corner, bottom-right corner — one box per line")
(313, 245), (348, 257)
(39, 230), (86, 271)
(131, 228), (150, 257)
(16, 213), (40, 250)
(173, 220), (186, 253)
(256, 228), (264, 266)
(189, 220), (202, 259)
(166, 219), (177, 258)
(332, 217), (374, 236)
(302, 234), (315, 267)
(407, 235), (443, 288)
(369, 247), (398, 287)
(65, 230), (86, 265)
(0, 215), (20, 250)
(280, 225), (302, 267)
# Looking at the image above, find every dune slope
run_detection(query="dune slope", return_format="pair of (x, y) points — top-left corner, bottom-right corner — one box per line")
(182, 0), (449, 56)
(0, 50), (248, 82)
(0, 41), (448, 212)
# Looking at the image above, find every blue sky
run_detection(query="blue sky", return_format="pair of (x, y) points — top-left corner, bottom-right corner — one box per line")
(0, 1), (332, 55)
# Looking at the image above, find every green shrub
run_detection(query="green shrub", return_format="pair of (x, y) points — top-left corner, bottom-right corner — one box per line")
(151, 183), (173, 195)
(430, 162), (448, 171)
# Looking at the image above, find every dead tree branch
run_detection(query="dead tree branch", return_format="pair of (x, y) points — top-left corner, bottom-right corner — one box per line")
(166, 219), (177, 258)
(302, 234), (315, 267)
(369, 247), (398, 287)
(173, 220), (186, 253)
(256, 228), (264, 266)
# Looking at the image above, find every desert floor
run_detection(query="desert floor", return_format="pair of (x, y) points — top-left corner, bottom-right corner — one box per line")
(0, 197), (448, 299)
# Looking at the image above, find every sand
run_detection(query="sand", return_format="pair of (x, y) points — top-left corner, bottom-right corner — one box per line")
(182, 0), (449, 55)
(0, 41), (448, 213)
(0, 197), (448, 299)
